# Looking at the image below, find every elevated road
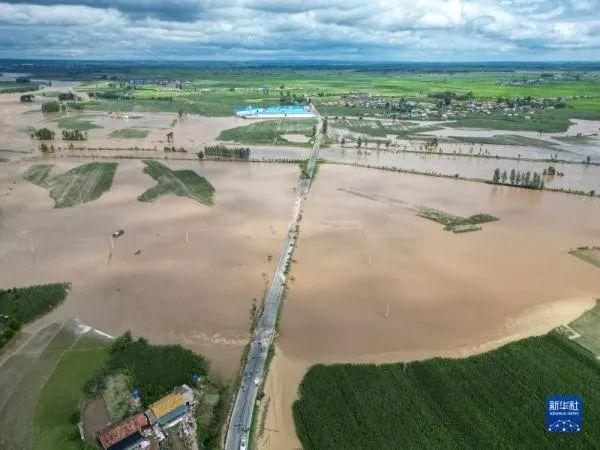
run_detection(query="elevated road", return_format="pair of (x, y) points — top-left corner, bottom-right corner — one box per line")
(224, 115), (322, 450)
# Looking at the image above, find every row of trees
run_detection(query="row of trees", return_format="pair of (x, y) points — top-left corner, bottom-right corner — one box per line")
(31, 127), (55, 140)
(201, 144), (251, 159)
(492, 168), (545, 189)
(62, 129), (87, 141)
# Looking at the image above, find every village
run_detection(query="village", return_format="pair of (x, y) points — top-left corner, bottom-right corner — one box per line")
(91, 383), (200, 450)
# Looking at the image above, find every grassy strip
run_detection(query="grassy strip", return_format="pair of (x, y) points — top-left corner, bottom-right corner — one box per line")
(23, 162), (118, 208)
(293, 332), (600, 449)
(217, 119), (316, 146)
(417, 207), (498, 233)
(138, 160), (214, 205)
(108, 128), (148, 139)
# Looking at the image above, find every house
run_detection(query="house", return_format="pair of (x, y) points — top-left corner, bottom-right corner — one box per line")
(97, 413), (149, 450)
(148, 393), (188, 428)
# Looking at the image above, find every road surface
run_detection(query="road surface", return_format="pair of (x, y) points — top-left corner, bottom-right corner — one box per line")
(224, 115), (322, 450)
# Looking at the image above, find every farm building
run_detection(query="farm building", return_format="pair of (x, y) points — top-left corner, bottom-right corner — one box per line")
(235, 105), (315, 119)
(148, 393), (188, 428)
(97, 413), (149, 450)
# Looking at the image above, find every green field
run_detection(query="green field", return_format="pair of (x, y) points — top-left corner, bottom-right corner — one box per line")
(23, 162), (117, 208)
(108, 128), (148, 138)
(293, 331), (600, 449)
(553, 135), (595, 145)
(447, 106), (600, 133)
(53, 115), (101, 131)
(417, 208), (498, 233)
(330, 119), (442, 139)
(76, 69), (600, 128)
(139, 160), (214, 205)
(0, 82), (40, 94)
(217, 119), (315, 146)
(566, 300), (600, 357)
(569, 247), (600, 269)
(0, 321), (110, 450)
(449, 134), (560, 150)
(34, 330), (110, 450)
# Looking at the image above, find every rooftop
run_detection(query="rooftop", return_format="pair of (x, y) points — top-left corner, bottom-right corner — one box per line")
(98, 413), (149, 450)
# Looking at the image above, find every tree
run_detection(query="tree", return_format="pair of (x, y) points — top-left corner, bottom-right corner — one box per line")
(501, 171), (507, 184)
(524, 171), (531, 187)
(341, 137), (345, 146)
(322, 117), (328, 134)
(166, 131), (174, 143)
(492, 168), (501, 184)
(357, 137), (362, 148)
(509, 169), (516, 185)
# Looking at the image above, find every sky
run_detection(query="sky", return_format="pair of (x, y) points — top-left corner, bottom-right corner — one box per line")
(0, 0), (599, 61)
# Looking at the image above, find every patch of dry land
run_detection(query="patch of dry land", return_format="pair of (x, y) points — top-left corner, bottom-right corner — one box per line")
(0, 157), (298, 379)
(258, 164), (600, 449)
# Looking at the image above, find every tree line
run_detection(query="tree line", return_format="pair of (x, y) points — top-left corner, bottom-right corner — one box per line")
(491, 168), (545, 189)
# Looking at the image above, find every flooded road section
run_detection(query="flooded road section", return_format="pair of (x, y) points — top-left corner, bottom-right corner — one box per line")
(258, 164), (600, 449)
(0, 158), (299, 379)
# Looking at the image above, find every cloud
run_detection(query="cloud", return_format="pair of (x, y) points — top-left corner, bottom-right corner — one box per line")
(0, 0), (598, 60)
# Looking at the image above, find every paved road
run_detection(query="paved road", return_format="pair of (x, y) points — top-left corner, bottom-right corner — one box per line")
(224, 115), (322, 450)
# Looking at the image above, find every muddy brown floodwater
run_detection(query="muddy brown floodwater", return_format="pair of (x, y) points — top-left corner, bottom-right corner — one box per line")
(0, 158), (298, 379)
(258, 164), (600, 449)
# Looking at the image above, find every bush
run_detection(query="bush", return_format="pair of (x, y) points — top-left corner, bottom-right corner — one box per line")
(41, 101), (61, 113)
(31, 127), (55, 140)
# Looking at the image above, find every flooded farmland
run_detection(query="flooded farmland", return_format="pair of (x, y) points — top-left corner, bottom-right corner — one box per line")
(258, 164), (600, 449)
(0, 158), (299, 379)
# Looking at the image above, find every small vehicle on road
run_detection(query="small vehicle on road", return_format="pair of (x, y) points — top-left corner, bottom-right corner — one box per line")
(240, 435), (247, 450)
(112, 229), (124, 238)
(254, 377), (261, 386)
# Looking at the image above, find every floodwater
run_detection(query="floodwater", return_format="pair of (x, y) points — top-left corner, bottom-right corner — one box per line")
(321, 147), (600, 193)
(0, 158), (299, 379)
(259, 164), (600, 449)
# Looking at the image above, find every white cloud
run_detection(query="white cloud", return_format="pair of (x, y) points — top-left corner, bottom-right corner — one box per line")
(0, 0), (598, 59)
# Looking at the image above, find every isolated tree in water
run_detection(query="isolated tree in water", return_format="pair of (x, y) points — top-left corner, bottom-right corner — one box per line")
(492, 168), (501, 184)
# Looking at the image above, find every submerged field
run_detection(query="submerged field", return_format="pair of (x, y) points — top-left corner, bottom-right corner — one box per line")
(217, 119), (316, 146)
(1, 158), (298, 378)
(258, 164), (600, 449)
(138, 159), (214, 205)
(23, 162), (117, 208)
(293, 331), (600, 449)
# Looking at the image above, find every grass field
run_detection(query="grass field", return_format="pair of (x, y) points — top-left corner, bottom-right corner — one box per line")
(138, 160), (214, 205)
(293, 331), (600, 449)
(417, 208), (498, 233)
(447, 106), (600, 133)
(108, 128), (148, 139)
(23, 162), (118, 208)
(53, 115), (101, 131)
(567, 300), (600, 357)
(0, 320), (110, 450)
(217, 119), (315, 146)
(569, 247), (600, 269)
(330, 119), (442, 139)
(449, 134), (560, 150)
(34, 330), (110, 450)
(553, 135), (595, 145)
